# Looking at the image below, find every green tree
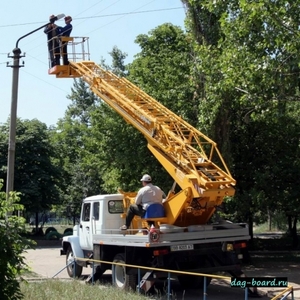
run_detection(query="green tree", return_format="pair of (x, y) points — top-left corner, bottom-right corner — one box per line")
(89, 103), (169, 193)
(87, 24), (195, 193)
(50, 79), (103, 219)
(128, 23), (197, 125)
(0, 180), (34, 300)
(87, 47), (159, 192)
(182, 0), (300, 243)
(0, 119), (61, 228)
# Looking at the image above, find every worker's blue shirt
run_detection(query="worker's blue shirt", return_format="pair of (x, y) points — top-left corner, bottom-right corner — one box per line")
(58, 24), (73, 37)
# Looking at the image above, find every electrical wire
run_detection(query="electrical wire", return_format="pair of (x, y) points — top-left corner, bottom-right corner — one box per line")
(11, 4), (184, 62)
(20, 68), (70, 94)
(73, 0), (123, 31)
(73, 0), (106, 18)
(0, 7), (183, 28)
(78, 6), (182, 20)
(2, 3), (185, 104)
(86, 0), (157, 35)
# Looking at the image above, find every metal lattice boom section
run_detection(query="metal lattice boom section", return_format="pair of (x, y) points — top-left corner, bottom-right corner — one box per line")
(69, 61), (236, 192)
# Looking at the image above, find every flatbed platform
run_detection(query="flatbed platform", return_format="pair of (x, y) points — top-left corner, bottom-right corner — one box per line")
(92, 225), (250, 248)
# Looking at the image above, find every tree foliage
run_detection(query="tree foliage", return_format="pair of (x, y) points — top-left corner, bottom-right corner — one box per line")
(86, 48), (165, 193)
(182, 0), (300, 243)
(129, 23), (197, 125)
(88, 24), (196, 193)
(0, 119), (61, 225)
(0, 180), (34, 300)
(50, 79), (103, 217)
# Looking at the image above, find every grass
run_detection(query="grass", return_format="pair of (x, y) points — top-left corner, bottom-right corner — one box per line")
(20, 280), (151, 300)
(21, 269), (40, 278)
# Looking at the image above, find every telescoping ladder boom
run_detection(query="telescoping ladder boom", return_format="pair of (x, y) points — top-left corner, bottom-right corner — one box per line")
(49, 39), (236, 226)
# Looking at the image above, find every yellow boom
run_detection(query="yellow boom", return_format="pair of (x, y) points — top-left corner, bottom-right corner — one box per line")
(49, 37), (235, 226)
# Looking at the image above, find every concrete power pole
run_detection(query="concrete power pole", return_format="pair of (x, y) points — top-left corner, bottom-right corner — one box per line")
(5, 14), (65, 201)
(6, 48), (24, 199)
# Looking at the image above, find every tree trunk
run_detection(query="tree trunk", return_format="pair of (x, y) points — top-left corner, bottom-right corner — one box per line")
(268, 209), (272, 231)
(248, 213), (254, 240)
(288, 215), (292, 233)
(35, 211), (39, 230)
(291, 216), (298, 248)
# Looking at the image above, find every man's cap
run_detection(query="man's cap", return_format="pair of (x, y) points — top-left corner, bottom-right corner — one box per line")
(140, 174), (152, 182)
(49, 14), (55, 19)
(64, 16), (72, 21)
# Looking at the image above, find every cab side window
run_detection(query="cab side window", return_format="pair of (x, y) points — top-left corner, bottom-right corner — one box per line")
(93, 202), (99, 220)
(82, 203), (91, 221)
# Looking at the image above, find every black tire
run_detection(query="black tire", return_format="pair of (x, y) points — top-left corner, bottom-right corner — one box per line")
(63, 231), (73, 237)
(45, 227), (57, 235)
(66, 246), (83, 278)
(112, 253), (136, 291)
(46, 231), (61, 240)
(64, 228), (73, 235)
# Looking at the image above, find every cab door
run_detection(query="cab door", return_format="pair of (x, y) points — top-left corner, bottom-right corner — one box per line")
(79, 202), (92, 250)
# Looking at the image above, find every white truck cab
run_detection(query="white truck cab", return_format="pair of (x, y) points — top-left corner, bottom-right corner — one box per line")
(61, 194), (125, 278)
(78, 194), (124, 249)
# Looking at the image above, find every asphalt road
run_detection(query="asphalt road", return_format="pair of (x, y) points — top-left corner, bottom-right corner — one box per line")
(24, 245), (300, 299)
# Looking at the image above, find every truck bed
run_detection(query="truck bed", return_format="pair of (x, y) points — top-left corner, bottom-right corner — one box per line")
(92, 223), (250, 248)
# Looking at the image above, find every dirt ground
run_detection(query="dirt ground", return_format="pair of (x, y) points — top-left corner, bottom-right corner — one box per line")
(23, 243), (300, 299)
(243, 260), (300, 299)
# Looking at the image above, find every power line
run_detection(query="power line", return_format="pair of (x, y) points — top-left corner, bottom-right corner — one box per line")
(0, 7), (183, 28)
(73, 0), (106, 18)
(21, 69), (70, 94)
(87, 0), (157, 35)
(74, 0), (123, 28)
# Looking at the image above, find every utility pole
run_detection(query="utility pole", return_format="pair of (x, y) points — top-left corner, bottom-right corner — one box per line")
(6, 48), (24, 198)
(5, 14), (65, 201)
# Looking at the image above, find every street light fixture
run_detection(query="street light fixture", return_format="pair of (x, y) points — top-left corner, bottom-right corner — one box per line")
(6, 13), (65, 200)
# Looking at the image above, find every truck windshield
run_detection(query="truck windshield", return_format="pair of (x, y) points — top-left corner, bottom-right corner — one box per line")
(108, 200), (123, 214)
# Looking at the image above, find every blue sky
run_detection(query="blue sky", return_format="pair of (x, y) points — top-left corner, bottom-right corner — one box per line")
(0, 0), (186, 127)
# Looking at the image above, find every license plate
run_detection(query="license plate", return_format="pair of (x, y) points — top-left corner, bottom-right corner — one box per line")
(170, 244), (194, 252)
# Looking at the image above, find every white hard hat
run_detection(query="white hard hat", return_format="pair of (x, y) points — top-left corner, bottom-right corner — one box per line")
(140, 174), (152, 182)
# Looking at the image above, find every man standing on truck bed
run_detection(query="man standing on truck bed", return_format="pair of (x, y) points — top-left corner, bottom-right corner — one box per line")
(120, 174), (166, 230)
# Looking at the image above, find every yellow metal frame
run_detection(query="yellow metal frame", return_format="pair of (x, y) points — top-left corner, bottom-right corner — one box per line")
(49, 37), (236, 226)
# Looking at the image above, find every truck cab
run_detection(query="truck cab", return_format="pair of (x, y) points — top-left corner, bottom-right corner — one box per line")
(78, 194), (124, 250)
(61, 194), (124, 277)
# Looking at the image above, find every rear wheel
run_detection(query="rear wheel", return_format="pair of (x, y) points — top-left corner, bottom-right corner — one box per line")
(112, 253), (136, 291)
(66, 246), (83, 278)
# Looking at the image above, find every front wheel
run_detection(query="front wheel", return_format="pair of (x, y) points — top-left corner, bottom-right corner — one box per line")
(66, 246), (83, 278)
(112, 253), (136, 291)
